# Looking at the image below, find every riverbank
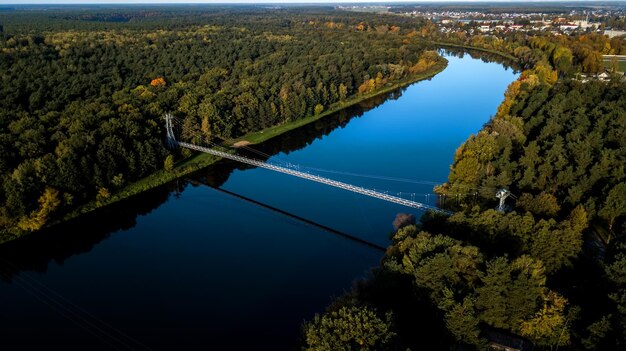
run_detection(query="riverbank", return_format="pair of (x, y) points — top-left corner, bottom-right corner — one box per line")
(234, 60), (448, 146)
(0, 59), (448, 244)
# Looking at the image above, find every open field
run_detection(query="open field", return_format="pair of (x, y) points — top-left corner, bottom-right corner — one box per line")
(605, 59), (626, 72)
(604, 55), (626, 72)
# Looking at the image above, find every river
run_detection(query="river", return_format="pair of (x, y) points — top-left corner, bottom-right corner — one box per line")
(0, 51), (518, 350)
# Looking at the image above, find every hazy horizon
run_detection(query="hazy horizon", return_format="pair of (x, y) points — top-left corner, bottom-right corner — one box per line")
(2, 0), (625, 5)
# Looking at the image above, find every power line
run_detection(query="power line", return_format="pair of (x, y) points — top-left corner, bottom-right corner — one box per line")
(0, 257), (152, 350)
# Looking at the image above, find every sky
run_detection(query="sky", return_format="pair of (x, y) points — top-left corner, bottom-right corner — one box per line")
(1, 0), (622, 4)
(1, 0), (623, 5)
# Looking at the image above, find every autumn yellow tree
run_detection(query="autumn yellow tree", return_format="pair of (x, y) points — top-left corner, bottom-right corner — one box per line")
(338, 83), (348, 101)
(519, 292), (570, 348)
(17, 188), (61, 232)
(96, 187), (111, 204)
(164, 155), (175, 172)
(314, 104), (324, 115)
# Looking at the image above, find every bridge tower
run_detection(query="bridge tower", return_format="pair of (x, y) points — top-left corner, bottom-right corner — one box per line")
(164, 113), (177, 148)
(495, 188), (510, 212)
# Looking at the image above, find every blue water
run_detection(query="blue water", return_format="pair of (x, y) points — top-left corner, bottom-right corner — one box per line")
(0, 52), (517, 350)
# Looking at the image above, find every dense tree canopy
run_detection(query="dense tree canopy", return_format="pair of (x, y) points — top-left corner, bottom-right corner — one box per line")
(308, 75), (626, 349)
(303, 305), (396, 351)
(431, 65), (626, 350)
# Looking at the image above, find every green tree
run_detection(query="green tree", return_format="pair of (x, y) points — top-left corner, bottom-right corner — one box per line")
(475, 256), (545, 330)
(387, 230), (483, 302)
(552, 46), (574, 75)
(303, 306), (396, 351)
(599, 182), (626, 235)
(517, 192), (560, 217)
(164, 155), (175, 172)
(442, 295), (483, 346)
(449, 156), (482, 188)
(582, 315), (613, 350)
(339, 83), (348, 101)
(529, 212), (584, 274)
(314, 104), (324, 115)
(96, 187), (110, 204)
(519, 292), (570, 348)
(17, 187), (61, 232)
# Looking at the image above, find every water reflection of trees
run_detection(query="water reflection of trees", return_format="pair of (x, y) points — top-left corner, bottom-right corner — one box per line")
(0, 83), (405, 280)
(438, 47), (521, 73)
(0, 185), (173, 281)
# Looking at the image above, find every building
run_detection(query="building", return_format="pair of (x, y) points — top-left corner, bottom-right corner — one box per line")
(560, 24), (579, 31)
(605, 30), (626, 38)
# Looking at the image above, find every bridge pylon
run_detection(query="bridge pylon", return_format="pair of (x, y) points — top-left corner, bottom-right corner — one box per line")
(495, 188), (510, 212)
(164, 113), (177, 148)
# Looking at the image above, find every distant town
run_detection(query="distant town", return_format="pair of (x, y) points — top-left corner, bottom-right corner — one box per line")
(339, 4), (626, 37)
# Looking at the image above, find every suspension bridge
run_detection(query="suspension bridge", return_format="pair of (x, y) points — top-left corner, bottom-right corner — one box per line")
(165, 113), (454, 214)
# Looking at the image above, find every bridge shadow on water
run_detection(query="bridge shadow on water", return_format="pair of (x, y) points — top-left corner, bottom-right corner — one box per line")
(200, 183), (386, 251)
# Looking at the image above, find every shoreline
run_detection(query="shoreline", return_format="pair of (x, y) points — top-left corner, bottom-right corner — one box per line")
(0, 59), (448, 244)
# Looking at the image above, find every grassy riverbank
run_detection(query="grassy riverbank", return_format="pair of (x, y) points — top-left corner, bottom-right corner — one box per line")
(603, 57), (626, 72)
(0, 59), (448, 244)
(236, 60), (448, 145)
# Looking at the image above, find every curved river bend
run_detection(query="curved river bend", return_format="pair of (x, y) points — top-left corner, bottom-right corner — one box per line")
(0, 52), (518, 349)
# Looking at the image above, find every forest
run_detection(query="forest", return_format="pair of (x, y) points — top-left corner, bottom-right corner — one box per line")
(0, 7), (445, 240)
(302, 27), (626, 351)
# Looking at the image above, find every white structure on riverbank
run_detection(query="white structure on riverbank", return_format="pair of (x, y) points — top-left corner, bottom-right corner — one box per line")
(605, 30), (626, 38)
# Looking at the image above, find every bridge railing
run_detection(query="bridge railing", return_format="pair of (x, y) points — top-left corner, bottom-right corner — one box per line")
(174, 139), (450, 215)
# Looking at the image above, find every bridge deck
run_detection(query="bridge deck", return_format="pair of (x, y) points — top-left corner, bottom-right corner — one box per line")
(165, 113), (449, 214)
(175, 140), (449, 214)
